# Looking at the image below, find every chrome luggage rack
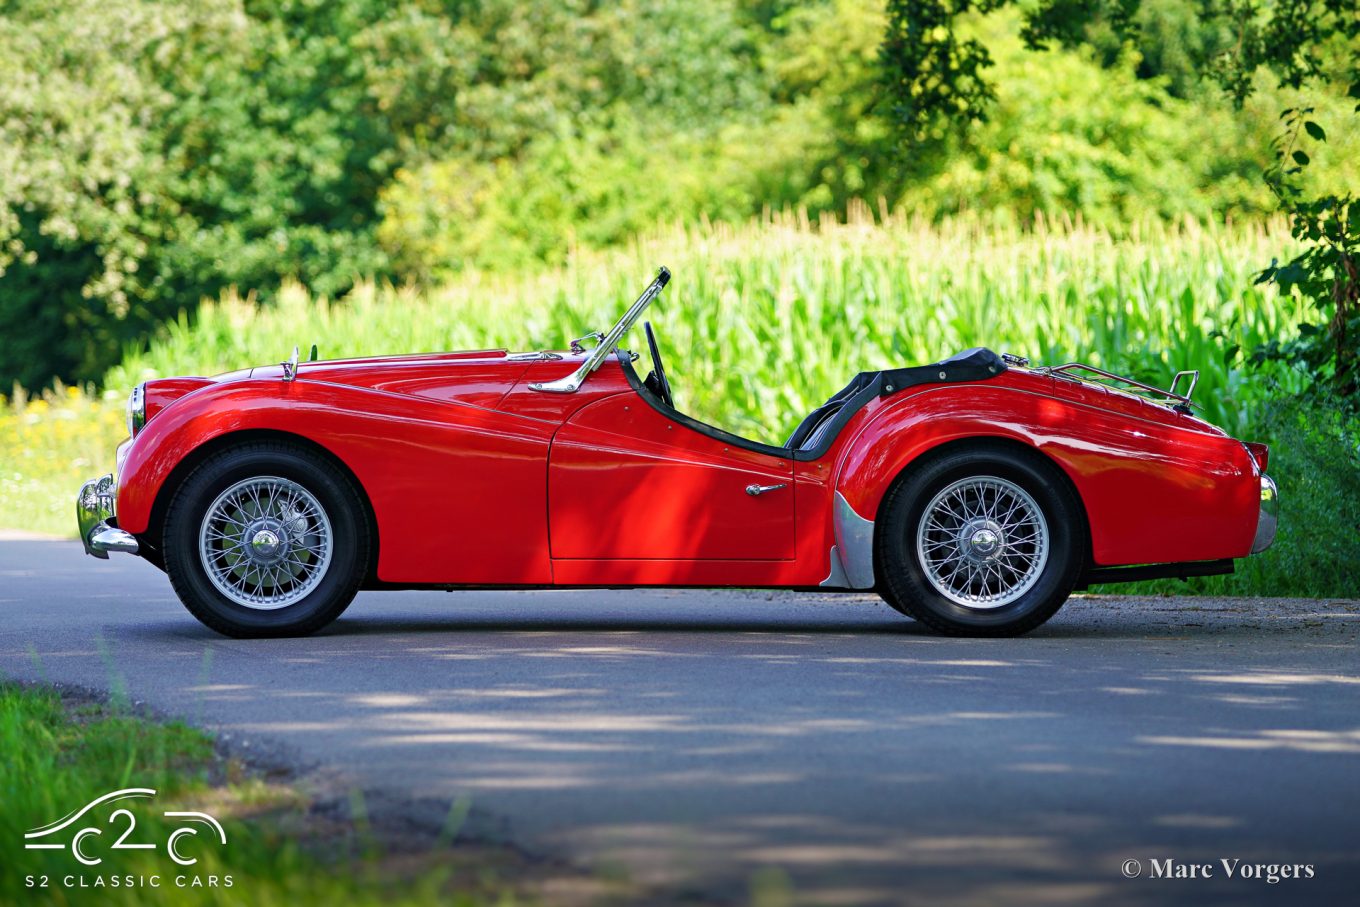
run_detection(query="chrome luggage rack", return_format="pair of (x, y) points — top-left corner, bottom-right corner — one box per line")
(1031, 362), (1199, 414)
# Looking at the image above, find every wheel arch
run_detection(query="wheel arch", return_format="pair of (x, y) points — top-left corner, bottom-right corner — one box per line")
(868, 436), (1093, 587)
(142, 428), (380, 582)
(828, 417), (1094, 589)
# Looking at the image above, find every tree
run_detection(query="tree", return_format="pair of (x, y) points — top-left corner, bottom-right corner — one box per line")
(881, 0), (1359, 405)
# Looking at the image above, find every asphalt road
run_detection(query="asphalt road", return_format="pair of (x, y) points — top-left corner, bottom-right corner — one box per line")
(2, 539), (1358, 906)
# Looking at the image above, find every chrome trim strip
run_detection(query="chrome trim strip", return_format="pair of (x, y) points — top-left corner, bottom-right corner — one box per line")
(832, 491), (876, 589)
(530, 266), (670, 393)
(1251, 474), (1278, 554)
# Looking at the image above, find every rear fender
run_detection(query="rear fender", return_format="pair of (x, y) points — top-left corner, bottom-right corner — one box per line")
(829, 384), (1259, 587)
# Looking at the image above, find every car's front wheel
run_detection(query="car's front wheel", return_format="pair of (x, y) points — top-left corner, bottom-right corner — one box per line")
(163, 442), (369, 638)
(876, 444), (1086, 636)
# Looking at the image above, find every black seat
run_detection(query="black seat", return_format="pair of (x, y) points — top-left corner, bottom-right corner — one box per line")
(784, 372), (877, 450)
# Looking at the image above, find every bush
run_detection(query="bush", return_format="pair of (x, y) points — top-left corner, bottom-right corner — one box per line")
(1231, 397), (1360, 597)
(1102, 393), (1360, 598)
(898, 12), (1272, 225)
(0, 0), (408, 390)
(377, 116), (828, 276)
(4, 0), (1356, 397)
(0, 0), (776, 392)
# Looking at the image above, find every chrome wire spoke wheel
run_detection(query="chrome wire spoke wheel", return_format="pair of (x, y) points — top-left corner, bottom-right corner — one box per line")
(197, 476), (333, 610)
(915, 475), (1049, 610)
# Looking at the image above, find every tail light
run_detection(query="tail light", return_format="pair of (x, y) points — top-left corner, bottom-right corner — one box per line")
(1244, 442), (1269, 472)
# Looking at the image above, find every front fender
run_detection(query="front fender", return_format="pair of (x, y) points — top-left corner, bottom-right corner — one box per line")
(831, 383), (1259, 576)
(116, 379), (557, 584)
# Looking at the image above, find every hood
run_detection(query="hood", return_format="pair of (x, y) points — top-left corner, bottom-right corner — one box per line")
(135, 348), (553, 429)
(248, 348), (539, 409)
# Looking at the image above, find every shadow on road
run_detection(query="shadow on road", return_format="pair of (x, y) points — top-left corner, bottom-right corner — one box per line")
(6, 538), (1360, 907)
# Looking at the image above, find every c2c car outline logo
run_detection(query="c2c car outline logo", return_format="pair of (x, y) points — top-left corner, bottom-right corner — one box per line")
(24, 788), (227, 866)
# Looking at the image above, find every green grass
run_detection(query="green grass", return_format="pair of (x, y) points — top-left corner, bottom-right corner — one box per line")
(0, 682), (522, 905)
(8, 210), (1346, 596)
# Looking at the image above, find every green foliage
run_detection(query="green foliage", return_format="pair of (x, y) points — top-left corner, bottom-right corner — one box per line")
(3, 0), (1356, 399)
(0, 0), (203, 390)
(379, 119), (827, 276)
(880, 0), (1002, 144)
(1084, 0), (1235, 97)
(1197, 0), (1360, 105)
(880, 0), (1360, 408)
(1109, 395), (1360, 597)
(1254, 102), (1360, 405)
(0, 0), (778, 391)
(0, 0), (413, 391)
(896, 13), (1275, 223)
(1233, 397), (1360, 597)
(880, 0), (1359, 130)
(374, 0), (789, 275)
(108, 215), (1305, 444)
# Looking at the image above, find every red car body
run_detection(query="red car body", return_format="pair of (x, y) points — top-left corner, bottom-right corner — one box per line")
(109, 346), (1266, 587)
(78, 268), (1276, 637)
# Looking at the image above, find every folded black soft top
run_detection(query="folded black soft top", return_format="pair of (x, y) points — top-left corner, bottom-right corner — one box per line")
(879, 347), (1007, 396)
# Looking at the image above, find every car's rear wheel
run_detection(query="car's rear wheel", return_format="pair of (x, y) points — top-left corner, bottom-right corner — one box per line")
(876, 444), (1085, 636)
(163, 442), (369, 638)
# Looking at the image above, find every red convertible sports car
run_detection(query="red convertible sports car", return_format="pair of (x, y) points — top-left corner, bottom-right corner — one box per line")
(78, 267), (1277, 638)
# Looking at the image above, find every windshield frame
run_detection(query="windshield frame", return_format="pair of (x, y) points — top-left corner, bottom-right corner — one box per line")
(529, 266), (670, 394)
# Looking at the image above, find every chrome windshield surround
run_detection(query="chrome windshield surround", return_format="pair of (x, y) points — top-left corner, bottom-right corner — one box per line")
(530, 266), (670, 394)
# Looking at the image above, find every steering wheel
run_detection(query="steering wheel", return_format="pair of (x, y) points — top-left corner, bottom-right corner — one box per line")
(643, 321), (674, 409)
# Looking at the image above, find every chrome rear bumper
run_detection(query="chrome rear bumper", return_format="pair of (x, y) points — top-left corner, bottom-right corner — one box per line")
(1251, 474), (1278, 555)
(77, 474), (139, 558)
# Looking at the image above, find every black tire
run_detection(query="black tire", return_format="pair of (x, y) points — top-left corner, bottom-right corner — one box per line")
(876, 443), (1086, 637)
(162, 442), (369, 638)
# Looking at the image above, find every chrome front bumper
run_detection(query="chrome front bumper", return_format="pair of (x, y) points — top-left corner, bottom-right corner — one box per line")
(1251, 474), (1278, 555)
(77, 474), (139, 558)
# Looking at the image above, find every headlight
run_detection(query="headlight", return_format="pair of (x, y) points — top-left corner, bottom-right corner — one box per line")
(127, 384), (146, 437)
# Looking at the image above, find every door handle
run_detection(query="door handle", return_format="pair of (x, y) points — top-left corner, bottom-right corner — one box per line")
(745, 483), (788, 497)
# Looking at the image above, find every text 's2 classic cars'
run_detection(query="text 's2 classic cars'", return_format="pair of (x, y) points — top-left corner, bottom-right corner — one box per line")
(78, 268), (1277, 638)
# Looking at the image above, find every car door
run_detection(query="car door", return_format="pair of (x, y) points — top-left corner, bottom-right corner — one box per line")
(548, 391), (795, 562)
